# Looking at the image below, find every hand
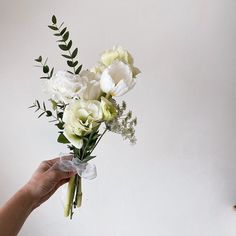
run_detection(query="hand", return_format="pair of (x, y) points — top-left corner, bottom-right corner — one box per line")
(23, 157), (76, 209)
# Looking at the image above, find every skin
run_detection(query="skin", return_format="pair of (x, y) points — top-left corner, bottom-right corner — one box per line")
(0, 157), (76, 236)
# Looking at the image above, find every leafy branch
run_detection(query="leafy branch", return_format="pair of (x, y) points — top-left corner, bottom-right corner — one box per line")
(48, 15), (82, 74)
(34, 56), (54, 79)
(29, 100), (55, 119)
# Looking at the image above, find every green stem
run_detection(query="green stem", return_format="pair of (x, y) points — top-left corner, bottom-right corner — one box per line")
(75, 176), (82, 208)
(90, 128), (108, 154)
(64, 175), (76, 218)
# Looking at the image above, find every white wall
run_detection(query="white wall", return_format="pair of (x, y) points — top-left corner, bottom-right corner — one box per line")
(1, 0), (236, 235)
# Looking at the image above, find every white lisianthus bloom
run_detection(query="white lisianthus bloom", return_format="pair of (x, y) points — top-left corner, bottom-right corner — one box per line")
(63, 100), (103, 149)
(93, 46), (141, 77)
(45, 71), (82, 104)
(76, 70), (102, 100)
(100, 61), (136, 97)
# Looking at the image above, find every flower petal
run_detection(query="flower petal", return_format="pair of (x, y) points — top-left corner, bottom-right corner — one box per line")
(100, 70), (115, 93)
(64, 129), (83, 149)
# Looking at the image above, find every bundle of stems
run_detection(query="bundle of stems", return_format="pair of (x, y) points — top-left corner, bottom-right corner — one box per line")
(64, 174), (82, 219)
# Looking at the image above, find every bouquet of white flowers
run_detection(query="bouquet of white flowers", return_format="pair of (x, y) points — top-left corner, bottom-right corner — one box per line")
(30, 15), (140, 219)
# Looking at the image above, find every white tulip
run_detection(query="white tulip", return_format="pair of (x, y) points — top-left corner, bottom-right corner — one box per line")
(63, 99), (103, 149)
(100, 61), (136, 97)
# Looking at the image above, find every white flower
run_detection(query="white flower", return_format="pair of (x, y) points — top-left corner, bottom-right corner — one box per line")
(45, 71), (81, 104)
(92, 46), (141, 77)
(76, 70), (101, 100)
(100, 61), (136, 97)
(101, 46), (133, 65)
(63, 100), (103, 149)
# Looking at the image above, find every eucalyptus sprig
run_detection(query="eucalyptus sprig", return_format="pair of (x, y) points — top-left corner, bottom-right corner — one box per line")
(48, 15), (82, 74)
(29, 100), (54, 119)
(34, 56), (54, 79)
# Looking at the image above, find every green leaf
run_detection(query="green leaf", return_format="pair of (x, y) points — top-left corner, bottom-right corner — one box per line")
(62, 54), (72, 59)
(67, 70), (73, 74)
(36, 100), (40, 108)
(52, 15), (57, 24)
(82, 155), (96, 162)
(59, 44), (68, 51)
(54, 33), (61, 36)
(67, 60), (73, 67)
(50, 99), (57, 110)
(38, 112), (45, 118)
(49, 68), (54, 78)
(48, 25), (58, 31)
(75, 64), (82, 74)
(67, 60), (78, 67)
(63, 31), (69, 41)
(66, 40), (72, 50)
(57, 133), (69, 144)
(43, 102), (46, 110)
(46, 110), (52, 117)
(28, 104), (36, 109)
(55, 122), (64, 130)
(43, 65), (49, 73)
(49, 119), (58, 123)
(35, 56), (42, 62)
(57, 112), (63, 119)
(71, 48), (78, 58)
(40, 77), (49, 79)
(92, 133), (100, 141)
(60, 27), (67, 35)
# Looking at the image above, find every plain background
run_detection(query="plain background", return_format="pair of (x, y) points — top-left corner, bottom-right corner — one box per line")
(0, 0), (236, 235)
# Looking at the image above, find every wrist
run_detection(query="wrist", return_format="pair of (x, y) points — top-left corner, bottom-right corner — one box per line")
(20, 184), (40, 211)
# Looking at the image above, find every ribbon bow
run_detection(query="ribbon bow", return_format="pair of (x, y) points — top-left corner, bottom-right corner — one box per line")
(57, 153), (97, 180)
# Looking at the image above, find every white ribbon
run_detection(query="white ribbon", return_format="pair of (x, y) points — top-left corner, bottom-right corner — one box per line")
(58, 153), (97, 180)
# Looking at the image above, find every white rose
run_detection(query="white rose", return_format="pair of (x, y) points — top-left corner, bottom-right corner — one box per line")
(45, 71), (81, 104)
(76, 70), (102, 100)
(100, 61), (136, 97)
(63, 100), (103, 149)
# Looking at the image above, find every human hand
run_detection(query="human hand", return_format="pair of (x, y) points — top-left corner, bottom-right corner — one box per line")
(23, 157), (76, 209)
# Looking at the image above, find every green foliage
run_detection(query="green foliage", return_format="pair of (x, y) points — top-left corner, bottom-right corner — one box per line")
(48, 15), (82, 74)
(75, 64), (82, 74)
(34, 56), (54, 79)
(29, 100), (54, 119)
(52, 15), (57, 24)
(57, 133), (69, 144)
(55, 122), (64, 130)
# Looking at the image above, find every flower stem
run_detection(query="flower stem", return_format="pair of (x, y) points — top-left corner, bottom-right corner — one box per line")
(75, 176), (82, 208)
(64, 175), (76, 218)
(90, 128), (108, 154)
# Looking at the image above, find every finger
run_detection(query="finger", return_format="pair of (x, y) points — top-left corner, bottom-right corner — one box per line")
(48, 166), (76, 181)
(60, 154), (74, 161)
(36, 158), (61, 173)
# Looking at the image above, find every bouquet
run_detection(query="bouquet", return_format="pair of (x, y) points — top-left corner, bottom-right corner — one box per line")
(30, 15), (141, 219)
